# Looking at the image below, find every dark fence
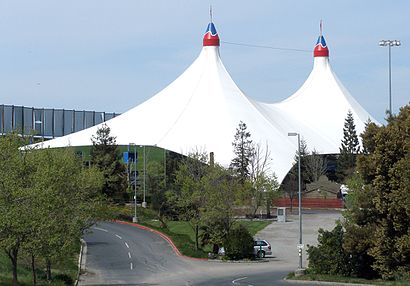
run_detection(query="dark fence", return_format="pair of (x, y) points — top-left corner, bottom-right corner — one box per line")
(0, 104), (119, 138)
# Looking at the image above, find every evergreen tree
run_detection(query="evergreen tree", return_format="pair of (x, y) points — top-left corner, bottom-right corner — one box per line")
(90, 124), (127, 201)
(230, 121), (254, 183)
(336, 110), (360, 182)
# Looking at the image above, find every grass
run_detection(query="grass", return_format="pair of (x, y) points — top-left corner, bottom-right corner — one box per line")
(287, 272), (410, 285)
(112, 205), (272, 258)
(0, 251), (78, 286)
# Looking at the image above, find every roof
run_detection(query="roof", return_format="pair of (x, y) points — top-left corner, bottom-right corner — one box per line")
(31, 22), (378, 182)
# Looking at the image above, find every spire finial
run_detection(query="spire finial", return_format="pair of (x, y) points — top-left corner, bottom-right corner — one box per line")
(320, 20), (323, 36)
(210, 5), (213, 23)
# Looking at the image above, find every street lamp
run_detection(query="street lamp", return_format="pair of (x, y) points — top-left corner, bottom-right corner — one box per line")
(379, 39), (401, 116)
(130, 143), (138, 223)
(288, 132), (303, 272)
(140, 145), (147, 208)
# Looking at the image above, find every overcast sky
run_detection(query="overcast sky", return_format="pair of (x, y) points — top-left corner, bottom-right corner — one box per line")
(0, 1), (408, 123)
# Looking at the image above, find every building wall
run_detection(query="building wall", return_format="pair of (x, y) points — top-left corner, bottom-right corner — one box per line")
(0, 104), (119, 138)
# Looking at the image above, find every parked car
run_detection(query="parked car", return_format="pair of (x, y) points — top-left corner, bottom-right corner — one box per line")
(253, 239), (272, 258)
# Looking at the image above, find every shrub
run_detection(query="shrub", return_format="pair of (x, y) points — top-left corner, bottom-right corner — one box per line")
(224, 224), (254, 260)
(307, 223), (351, 276)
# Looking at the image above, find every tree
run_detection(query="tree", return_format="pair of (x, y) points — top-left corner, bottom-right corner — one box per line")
(90, 124), (127, 201)
(355, 104), (410, 279)
(248, 143), (279, 217)
(281, 138), (310, 212)
(23, 147), (105, 282)
(0, 133), (34, 286)
(304, 149), (327, 183)
(336, 110), (360, 182)
(224, 224), (254, 260)
(201, 164), (242, 252)
(230, 121), (254, 184)
(171, 150), (209, 250)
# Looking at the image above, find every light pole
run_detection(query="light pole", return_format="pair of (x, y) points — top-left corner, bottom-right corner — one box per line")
(130, 143), (138, 223)
(288, 132), (303, 271)
(140, 145), (147, 208)
(379, 39), (401, 116)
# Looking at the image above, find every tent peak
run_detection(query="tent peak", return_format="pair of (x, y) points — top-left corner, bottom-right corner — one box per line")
(203, 22), (220, 46)
(314, 21), (329, 57)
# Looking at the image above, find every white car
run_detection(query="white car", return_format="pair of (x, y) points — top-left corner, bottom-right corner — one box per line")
(254, 239), (272, 258)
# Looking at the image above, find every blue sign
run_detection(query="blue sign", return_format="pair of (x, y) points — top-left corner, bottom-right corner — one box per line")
(123, 152), (129, 163)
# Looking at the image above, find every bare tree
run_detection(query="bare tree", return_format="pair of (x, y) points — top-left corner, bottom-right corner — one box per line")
(248, 142), (279, 217)
(305, 149), (327, 182)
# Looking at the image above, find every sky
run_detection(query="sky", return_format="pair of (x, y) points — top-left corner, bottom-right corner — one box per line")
(0, 1), (408, 123)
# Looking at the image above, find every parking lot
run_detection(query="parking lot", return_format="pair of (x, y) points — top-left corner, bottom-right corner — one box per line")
(254, 209), (343, 267)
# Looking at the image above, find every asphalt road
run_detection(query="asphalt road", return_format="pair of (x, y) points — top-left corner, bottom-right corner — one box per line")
(79, 211), (342, 286)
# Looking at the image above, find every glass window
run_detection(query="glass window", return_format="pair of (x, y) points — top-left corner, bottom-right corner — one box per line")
(63, 110), (74, 135)
(23, 107), (33, 135)
(74, 111), (84, 132)
(94, 112), (104, 124)
(33, 109), (43, 136)
(44, 109), (54, 137)
(3, 105), (13, 133)
(13, 106), (23, 133)
(105, 113), (114, 121)
(54, 109), (64, 137)
(84, 111), (94, 128)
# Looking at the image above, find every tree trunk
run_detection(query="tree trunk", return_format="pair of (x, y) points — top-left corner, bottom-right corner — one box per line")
(195, 224), (199, 250)
(7, 247), (19, 286)
(46, 259), (52, 281)
(31, 254), (37, 286)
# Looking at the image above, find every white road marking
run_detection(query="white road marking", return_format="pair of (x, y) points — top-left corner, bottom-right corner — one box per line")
(92, 227), (108, 232)
(125, 242), (129, 248)
(115, 234), (122, 239)
(130, 262), (133, 270)
(232, 277), (247, 284)
(128, 252), (131, 259)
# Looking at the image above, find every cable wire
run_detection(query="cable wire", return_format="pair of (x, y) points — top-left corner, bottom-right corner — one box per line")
(221, 41), (311, 53)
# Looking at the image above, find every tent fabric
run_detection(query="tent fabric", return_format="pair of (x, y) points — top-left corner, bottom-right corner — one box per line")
(31, 23), (377, 182)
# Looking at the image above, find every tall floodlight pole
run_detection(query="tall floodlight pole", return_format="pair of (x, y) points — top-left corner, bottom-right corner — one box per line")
(288, 132), (303, 271)
(131, 143), (138, 223)
(142, 145), (147, 208)
(379, 39), (401, 116)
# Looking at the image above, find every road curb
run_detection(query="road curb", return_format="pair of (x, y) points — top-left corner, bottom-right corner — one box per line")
(115, 220), (208, 261)
(283, 277), (376, 286)
(74, 238), (87, 286)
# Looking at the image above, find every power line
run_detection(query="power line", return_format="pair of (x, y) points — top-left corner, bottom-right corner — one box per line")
(221, 41), (311, 53)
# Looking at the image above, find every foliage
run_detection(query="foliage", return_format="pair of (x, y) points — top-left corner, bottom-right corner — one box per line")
(354, 104), (410, 279)
(307, 223), (352, 276)
(230, 121), (253, 183)
(224, 224), (254, 260)
(307, 104), (410, 281)
(200, 164), (242, 249)
(336, 110), (360, 182)
(169, 150), (209, 250)
(0, 133), (105, 285)
(90, 123), (127, 202)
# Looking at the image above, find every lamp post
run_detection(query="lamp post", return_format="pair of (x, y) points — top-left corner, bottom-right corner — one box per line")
(288, 132), (303, 271)
(379, 39), (401, 116)
(130, 143), (138, 223)
(141, 145), (147, 208)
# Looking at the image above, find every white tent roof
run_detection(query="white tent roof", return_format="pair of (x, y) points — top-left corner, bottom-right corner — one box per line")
(32, 23), (377, 182)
